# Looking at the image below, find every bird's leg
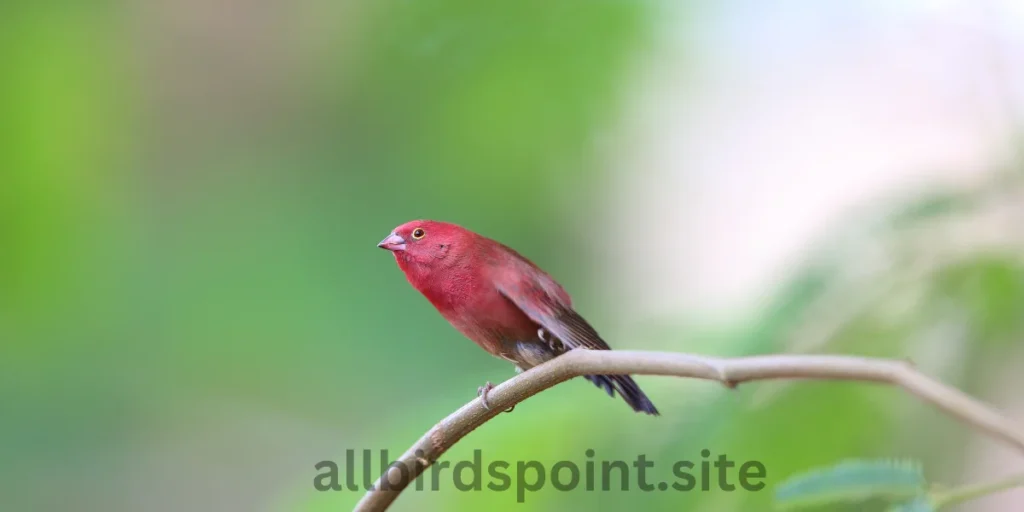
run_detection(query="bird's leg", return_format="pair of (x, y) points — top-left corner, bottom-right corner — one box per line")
(477, 381), (494, 409)
(476, 381), (515, 413)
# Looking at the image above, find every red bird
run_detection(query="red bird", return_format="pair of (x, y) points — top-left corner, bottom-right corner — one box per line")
(378, 220), (659, 415)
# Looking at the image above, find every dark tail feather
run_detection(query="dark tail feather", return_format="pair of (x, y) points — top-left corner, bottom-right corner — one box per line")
(585, 374), (660, 415)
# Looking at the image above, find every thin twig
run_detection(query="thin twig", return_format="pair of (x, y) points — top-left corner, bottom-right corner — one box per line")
(353, 350), (1024, 512)
(931, 472), (1024, 508)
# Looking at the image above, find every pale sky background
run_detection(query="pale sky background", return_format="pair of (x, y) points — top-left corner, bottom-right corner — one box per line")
(604, 0), (1024, 326)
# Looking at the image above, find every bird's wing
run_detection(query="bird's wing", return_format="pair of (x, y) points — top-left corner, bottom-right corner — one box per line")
(494, 265), (613, 351)
(493, 256), (660, 416)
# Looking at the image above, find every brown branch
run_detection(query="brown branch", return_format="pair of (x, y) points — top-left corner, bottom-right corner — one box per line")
(353, 350), (1024, 512)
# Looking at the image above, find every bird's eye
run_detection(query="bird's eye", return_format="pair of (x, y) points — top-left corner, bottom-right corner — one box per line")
(411, 228), (425, 240)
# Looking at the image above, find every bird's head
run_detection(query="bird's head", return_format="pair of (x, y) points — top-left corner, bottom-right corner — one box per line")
(377, 220), (470, 269)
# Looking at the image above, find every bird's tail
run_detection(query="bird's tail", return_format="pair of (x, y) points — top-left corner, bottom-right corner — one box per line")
(585, 374), (659, 415)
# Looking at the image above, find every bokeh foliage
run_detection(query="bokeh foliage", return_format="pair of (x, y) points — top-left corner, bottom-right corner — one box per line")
(2, 1), (1023, 512)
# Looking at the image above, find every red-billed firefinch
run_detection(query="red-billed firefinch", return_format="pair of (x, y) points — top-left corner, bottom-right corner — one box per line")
(378, 220), (658, 415)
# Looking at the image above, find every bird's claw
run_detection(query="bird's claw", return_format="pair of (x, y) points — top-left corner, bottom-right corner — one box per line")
(477, 381), (494, 409)
(477, 381), (515, 413)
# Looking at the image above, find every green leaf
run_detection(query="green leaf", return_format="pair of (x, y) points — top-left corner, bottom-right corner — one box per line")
(935, 258), (1024, 344)
(888, 496), (935, 512)
(774, 459), (926, 510)
(887, 189), (974, 227)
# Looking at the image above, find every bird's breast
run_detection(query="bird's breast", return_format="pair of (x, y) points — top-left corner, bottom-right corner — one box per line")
(422, 277), (538, 357)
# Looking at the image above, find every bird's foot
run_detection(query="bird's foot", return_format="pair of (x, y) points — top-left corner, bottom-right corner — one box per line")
(477, 381), (493, 408)
(477, 381), (515, 413)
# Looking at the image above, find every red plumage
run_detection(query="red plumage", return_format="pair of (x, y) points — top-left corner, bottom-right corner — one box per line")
(378, 220), (658, 415)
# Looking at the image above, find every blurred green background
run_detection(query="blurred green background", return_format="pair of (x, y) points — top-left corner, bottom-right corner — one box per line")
(3, 1), (1024, 511)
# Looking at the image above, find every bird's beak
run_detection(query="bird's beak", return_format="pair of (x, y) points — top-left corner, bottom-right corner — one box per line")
(377, 232), (407, 252)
